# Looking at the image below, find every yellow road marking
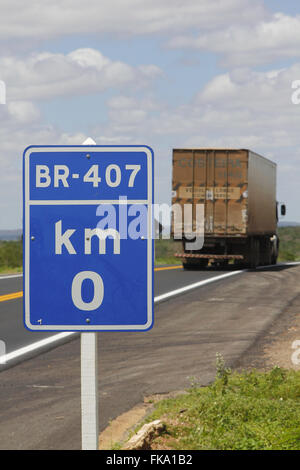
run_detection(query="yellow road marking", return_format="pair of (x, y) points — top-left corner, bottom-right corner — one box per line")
(154, 265), (182, 272)
(0, 267), (182, 303)
(0, 291), (23, 302)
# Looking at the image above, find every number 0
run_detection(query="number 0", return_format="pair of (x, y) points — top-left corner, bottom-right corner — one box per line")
(71, 271), (104, 311)
(105, 164), (121, 187)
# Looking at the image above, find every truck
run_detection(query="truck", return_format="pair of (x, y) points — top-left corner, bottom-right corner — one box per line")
(171, 148), (286, 269)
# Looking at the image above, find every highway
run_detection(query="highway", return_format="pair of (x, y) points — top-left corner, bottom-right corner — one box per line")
(0, 266), (241, 365)
(0, 263), (300, 449)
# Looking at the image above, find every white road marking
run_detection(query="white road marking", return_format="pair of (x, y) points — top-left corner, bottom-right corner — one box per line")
(1, 332), (74, 364)
(154, 270), (243, 303)
(0, 270), (244, 365)
(0, 274), (23, 280)
(1, 262), (300, 365)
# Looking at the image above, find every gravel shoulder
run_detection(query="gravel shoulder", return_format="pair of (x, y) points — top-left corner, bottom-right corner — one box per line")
(236, 284), (300, 372)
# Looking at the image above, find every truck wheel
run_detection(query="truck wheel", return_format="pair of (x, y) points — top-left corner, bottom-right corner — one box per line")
(263, 238), (272, 266)
(249, 238), (260, 268)
(183, 259), (208, 270)
(182, 262), (194, 270)
(254, 239), (260, 267)
(270, 236), (278, 265)
(265, 247), (272, 266)
(213, 260), (229, 268)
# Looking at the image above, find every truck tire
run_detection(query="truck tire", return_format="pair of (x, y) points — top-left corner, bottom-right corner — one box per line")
(270, 236), (278, 265)
(261, 237), (272, 266)
(183, 259), (208, 270)
(253, 239), (260, 268)
(246, 238), (260, 268)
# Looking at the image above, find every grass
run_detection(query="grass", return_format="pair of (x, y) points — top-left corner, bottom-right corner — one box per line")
(0, 240), (22, 273)
(0, 238), (181, 271)
(0, 266), (22, 274)
(141, 364), (300, 450)
(278, 226), (300, 262)
(154, 239), (182, 265)
(154, 226), (300, 265)
(0, 226), (298, 272)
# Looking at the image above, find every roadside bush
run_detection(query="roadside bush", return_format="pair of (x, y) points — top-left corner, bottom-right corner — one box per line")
(0, 240), (23, 269)
(144, 367), (300, 450)
(278, 250), (295, 261)
(155, 239), (181, 265)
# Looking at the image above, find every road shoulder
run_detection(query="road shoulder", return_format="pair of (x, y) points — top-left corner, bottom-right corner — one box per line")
(236, 287), (300, 372)
(99, 264), (300, 450)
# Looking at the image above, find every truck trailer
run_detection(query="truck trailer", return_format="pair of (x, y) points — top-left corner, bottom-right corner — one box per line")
(171, 148), (285, 269)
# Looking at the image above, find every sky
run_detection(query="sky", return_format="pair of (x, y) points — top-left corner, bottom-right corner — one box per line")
(0, 0), (300, 228)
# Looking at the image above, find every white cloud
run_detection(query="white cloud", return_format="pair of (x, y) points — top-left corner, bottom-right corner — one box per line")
(0, 0), (266, 41)
(1, 1), (300, 226)
(0, 1), (295, 69)
(0, 48), (162, 101)
(1, 59), (300, 227)
(91, 64), (300, 211)
(0, 102), (88, 228)
(165, 65), (300, 150)
(168, 13), (300, 66)
(7, 101), (40, 123)
(197, 67), (295, 111)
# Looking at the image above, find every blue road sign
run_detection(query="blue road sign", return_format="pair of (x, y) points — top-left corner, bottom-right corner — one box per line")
(23, 145), (154, 331)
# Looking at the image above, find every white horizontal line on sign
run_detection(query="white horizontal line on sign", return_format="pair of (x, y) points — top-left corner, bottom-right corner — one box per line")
(29, 200), (149, 205)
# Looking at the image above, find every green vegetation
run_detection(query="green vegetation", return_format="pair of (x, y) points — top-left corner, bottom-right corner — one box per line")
(0, 238), (182, 271)
(278, 226), (300, 262)
(154, 226), (300, 265)
(155, 239), (182, 265)
(0, 240), (22, 273)
(143, 363), (300, 450)
(0, 226), (298, 272)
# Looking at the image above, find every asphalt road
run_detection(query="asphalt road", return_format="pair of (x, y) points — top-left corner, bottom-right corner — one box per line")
(0, 266), (232, 357)
(0, 263), (299, 449)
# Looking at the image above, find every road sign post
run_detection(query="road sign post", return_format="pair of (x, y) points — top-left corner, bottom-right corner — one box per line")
(80, 139), (98, 451)
(81, 331), (98, 450)
(23, 140), (154, 450)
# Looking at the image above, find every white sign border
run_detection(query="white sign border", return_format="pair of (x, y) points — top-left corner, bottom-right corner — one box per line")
(24, 145), (153, 331)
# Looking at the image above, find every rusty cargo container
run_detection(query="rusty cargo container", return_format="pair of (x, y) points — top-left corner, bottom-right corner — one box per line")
(172, 148), (284, 268)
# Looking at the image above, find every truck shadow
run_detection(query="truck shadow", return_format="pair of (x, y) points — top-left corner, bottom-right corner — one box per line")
(251, 264), (299, 272)
(184, 263), (298, 272)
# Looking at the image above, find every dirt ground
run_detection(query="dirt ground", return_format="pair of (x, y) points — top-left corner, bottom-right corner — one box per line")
(98, 391), (185, 449)
(236, 289), (300, 372)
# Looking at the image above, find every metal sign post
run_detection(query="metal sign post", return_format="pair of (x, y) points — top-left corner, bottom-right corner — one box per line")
(81, 331), (99, 450)
(80, 139), (98, 451)
(23, 138), (154, 450)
